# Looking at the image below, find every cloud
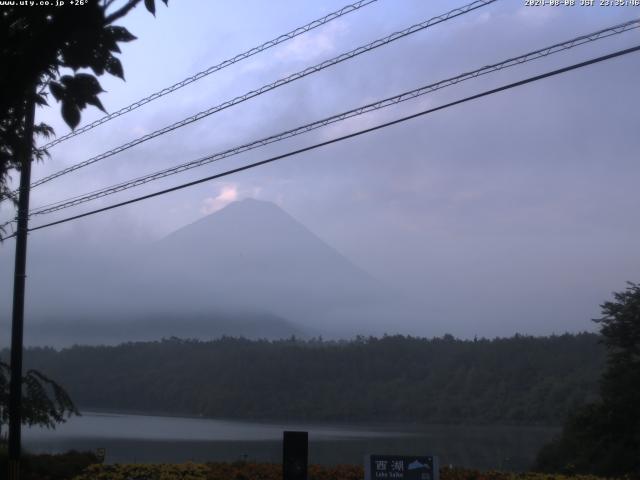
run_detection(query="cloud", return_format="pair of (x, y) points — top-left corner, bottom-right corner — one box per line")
(199, 183), (271, 216)
(12, 1), (638, 339)
(515, 5), (560, 25)
(131, 126), (149, 136)
(275, 21), (347, 63)
(200, 184), (238, 214)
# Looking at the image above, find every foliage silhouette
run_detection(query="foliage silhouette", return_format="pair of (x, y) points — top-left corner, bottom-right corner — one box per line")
(535, 282), (640, 476)
(0, 362), (78, 438)
(0, 0), (168, 460)
(0, 0), (168, 215)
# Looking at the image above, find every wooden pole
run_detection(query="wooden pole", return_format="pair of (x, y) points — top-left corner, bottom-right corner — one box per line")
(8, 87), (36, 480)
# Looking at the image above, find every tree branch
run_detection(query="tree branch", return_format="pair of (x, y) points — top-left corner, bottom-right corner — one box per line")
(105, 0), (142, 24)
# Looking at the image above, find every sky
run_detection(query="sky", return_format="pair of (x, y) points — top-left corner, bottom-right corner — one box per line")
(1, 0), (640, 340)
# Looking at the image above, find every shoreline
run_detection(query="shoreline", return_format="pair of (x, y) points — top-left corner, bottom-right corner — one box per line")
(77, 408), (562, 431)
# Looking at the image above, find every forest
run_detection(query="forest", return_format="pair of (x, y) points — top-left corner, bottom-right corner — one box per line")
(1, 333), (604, 425)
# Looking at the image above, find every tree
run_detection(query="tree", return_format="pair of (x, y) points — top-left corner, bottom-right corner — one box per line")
(535, 282), (640, 476)
(1, 1), (168, 476)
(0, 0), (168, 218)
(0, 362), (78, 439)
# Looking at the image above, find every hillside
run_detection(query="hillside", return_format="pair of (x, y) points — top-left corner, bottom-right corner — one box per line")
(2, 199), (406, 346)
(12, 333), (605, 425)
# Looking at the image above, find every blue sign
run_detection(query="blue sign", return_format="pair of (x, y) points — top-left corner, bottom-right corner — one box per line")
(365, 455), (438, 480)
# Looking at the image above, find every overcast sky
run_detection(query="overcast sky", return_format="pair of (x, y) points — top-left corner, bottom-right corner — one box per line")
(1, 0), (639, 339)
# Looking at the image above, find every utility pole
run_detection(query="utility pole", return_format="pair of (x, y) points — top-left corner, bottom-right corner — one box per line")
(8, 87), (36, 480)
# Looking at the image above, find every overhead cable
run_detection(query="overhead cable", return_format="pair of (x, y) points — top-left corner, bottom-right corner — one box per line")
(28, 18), (640, 217)
(17, 44), (638, 236)
(29, 0), (496, 189)
(38, 0), (380, 150)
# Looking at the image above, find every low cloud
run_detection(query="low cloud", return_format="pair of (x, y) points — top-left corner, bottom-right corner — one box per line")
(275, 21), (347, 63)
(201, 184), (239, 214)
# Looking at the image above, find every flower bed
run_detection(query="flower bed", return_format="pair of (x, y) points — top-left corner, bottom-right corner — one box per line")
(71, 462), (615, 480)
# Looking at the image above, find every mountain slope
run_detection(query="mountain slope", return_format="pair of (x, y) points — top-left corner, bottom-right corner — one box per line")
(129, 199), (391, 334)
(7, 199), (398, 346)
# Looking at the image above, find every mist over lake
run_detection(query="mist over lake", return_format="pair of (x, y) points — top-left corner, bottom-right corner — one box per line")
(24, 412), (558, 471)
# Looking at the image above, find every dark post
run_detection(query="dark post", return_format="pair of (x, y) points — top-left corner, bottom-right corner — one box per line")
(283, 431), (308, 480)
(8, 89), (36, 480)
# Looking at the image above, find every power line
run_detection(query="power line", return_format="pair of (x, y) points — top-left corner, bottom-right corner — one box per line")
(27, 18), (640, 217)
(29, 0), (496, 189)
(0, 0), (496, 232)
(38, 0), (380, 151)
(19, 44), (639, 236)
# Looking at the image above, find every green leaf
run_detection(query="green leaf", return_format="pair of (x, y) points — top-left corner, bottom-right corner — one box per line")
(70, 73), (105, 97)
(49, 82), (65, 102)
(101, 29), (121, 53)
(144, 0), (156, 16)
(104, 56), (124, 80)
(86, 95), (106, 113)
(90, 56), (106, 76)
(34, 93), (48, 107)
(107, 25), (137, 43)
(34, 122), (55, 139)
(61, 100), (80, 130)
(53, 74), (108, 116)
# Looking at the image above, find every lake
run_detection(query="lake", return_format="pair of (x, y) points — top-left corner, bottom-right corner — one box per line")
(23, 412), (558, 471)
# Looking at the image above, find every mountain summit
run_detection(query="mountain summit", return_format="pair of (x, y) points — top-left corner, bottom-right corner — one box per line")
(137, 198), (389, 334)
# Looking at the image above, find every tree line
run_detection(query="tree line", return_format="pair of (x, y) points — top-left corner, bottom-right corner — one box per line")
(2, 332), (604, 426)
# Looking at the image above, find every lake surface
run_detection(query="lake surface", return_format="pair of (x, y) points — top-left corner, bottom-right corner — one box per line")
(23, 412), (558, 471)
